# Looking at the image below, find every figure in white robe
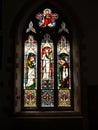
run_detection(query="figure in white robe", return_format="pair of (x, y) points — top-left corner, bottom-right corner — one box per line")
(42, 48), (52, 80)
(62, 66), (68, 81)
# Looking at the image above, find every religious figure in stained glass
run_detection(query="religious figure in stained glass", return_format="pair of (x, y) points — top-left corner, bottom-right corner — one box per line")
(41, 34), (54, 82)
(42, 47), (52, 80)
(36, 8), (58, 27)
(26, 53), (36, 87)
(58, 56), (69, 88)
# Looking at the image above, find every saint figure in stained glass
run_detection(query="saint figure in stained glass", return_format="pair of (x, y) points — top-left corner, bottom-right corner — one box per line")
(58, 56), (69, 88)
(36, 8), (58, 27)
(42, 47), (52, 80)
(41, 34), (54, 81)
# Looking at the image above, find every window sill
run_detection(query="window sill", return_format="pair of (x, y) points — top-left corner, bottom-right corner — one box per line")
(13, 111), (83, 119)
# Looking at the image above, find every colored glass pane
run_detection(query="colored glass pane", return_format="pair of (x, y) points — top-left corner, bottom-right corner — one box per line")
(24, 90), (36, 107)
(41, 90), (54, 107)
(58, 89), (71, 107)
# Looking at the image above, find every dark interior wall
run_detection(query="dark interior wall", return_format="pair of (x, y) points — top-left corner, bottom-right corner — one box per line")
(0, 0), (98, 130)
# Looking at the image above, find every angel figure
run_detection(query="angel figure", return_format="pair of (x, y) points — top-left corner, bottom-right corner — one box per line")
(25, 53), (36, 88)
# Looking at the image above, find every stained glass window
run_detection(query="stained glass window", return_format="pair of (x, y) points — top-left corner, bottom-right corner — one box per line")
(23, 8), (72, 109)
(24, 35), (37, 107)
(57, 36), (71, 107)
(41, 34), (54, 107)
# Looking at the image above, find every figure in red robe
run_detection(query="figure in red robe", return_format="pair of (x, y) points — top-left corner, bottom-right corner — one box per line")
(36, 8), (58, 27)
(42, 9), (52, 27)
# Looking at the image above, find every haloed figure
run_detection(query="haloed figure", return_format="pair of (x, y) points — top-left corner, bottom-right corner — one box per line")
(43, 9), (52, 27)
(42, 47), (52, 80)
(26, 53), (36, 88)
